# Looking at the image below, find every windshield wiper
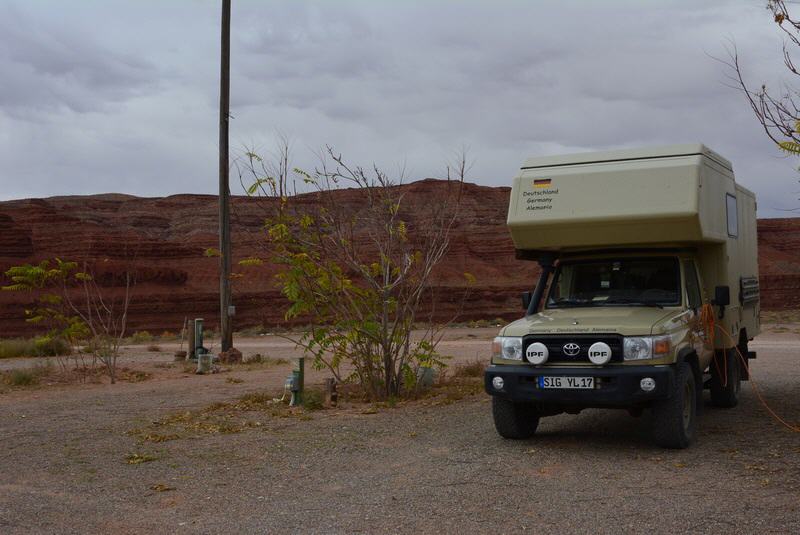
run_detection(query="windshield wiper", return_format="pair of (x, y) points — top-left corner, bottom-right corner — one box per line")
(604, 297), (664, 309)
(548, 298), (595, 308)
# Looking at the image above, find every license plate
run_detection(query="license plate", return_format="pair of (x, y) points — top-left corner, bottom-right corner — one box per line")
(539, 376), (594, 389)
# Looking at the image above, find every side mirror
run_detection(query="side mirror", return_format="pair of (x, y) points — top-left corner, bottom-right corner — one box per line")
(521, 291), (532, 311)
(713, 286), (730, 307)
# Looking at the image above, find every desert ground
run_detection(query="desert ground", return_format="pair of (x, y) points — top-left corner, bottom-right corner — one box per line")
(0, 325), (798, 534)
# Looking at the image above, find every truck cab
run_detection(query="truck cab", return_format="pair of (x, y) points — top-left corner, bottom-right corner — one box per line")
(485, 145), (759, 448)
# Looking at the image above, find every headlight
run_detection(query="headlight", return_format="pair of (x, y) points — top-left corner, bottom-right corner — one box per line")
(623, 337), (652, 360)
(492, 336), (523, 361)
(623, 335), (671, 361)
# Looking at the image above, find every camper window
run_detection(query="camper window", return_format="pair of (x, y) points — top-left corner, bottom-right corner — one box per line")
(726, 193), (738, 238)
(546, 257), (681, 308)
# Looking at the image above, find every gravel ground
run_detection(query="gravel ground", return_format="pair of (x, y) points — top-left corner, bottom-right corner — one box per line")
(0, 331), (798, 534)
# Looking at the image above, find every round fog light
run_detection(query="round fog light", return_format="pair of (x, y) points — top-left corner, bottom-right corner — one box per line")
(588, 341), (612, 365)
(640, 377), (656, 392)
(492, 376), (504, 390)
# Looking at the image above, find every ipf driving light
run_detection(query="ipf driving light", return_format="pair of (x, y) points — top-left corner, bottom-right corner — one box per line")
(640, 377), (656, 392)
(492, 376), (504, 390)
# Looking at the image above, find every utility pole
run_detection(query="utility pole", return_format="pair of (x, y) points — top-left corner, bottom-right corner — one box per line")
(218, 0), (233, 351)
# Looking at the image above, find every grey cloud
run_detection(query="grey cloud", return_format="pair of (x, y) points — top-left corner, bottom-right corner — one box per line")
(0, 0), (798, 217)
(0, 4), (155, 116)
(237, 3), (382, 80)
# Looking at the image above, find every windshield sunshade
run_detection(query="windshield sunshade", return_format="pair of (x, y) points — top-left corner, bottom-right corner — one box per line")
(546, 257), (681, 308)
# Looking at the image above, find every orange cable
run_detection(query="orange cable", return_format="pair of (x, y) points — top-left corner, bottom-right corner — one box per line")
(714, 322), (799, 433)
(700, 304), (727, 388)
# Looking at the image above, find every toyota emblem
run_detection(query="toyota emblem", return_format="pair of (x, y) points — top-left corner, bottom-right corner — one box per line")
(563, 343), (581, 356)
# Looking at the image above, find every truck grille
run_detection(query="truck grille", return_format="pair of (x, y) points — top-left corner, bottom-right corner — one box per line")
(521, 334), (624, 364)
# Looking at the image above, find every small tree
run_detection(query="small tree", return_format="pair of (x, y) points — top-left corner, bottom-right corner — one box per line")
(61, 261), (133, 384)
(240, 145), (470, 400)
(2, 259), (88, 351)
(3, 258), (134, 383)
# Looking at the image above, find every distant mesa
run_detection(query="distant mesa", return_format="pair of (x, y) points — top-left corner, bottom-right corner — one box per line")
(0, 181), (798, 336)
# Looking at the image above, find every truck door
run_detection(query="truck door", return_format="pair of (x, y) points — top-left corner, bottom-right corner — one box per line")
(682, 259), (713, 367)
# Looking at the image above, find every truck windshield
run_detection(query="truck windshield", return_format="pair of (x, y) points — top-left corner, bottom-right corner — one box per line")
(546, 257), (681, 308)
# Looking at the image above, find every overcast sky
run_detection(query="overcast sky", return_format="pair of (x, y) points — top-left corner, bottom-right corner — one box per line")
(1, 0), (799, 216)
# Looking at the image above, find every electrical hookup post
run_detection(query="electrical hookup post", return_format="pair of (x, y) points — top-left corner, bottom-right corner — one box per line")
(193, 318), (214, 374)
(287, 357), (305, 406)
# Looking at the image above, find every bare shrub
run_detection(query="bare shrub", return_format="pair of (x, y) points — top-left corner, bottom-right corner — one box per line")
(302, 388), (325, 411)
(0, 337), (71, 359)
(2, 362), (53, 387)
(62, 262), (133, 384)
(451, 359), (486, 378)
(5, 369), (38, 387)
(130, 331), (153, 344)
(243, 354), (289, 366)
(726, 0), (800, 208)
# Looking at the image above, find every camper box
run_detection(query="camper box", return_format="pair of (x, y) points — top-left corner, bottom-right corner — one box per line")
(507, 144), (760, 347)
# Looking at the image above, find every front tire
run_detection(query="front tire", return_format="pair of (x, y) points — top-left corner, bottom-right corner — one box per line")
(710, 349), (741, 408)
(652, 362), (697, 449)
(492, 397), (540, 439)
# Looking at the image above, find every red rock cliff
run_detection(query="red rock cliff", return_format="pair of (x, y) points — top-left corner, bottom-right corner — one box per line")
(0, 181), (797, 336)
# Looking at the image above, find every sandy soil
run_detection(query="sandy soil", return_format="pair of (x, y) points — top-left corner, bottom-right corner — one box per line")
(0, 327), (798, 534)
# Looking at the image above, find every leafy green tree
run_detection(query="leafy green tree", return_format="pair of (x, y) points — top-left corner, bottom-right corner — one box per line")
(2, 259), (89, 350)
(239, 144), (470, 399)
(3, 258), (134, 383)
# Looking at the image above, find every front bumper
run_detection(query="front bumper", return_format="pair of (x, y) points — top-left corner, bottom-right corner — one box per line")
(484, 364), (675, 408)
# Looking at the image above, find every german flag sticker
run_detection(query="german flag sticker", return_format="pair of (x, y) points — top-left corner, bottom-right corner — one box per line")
(533, 178), (552, 188)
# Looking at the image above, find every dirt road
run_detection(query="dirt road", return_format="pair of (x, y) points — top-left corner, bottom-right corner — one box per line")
(0, 331), (798, 534)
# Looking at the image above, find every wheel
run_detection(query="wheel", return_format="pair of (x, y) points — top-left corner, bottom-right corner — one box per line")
(710, 348), (740, 408)
(652, 361), (697, 449)
(492, 397), (540, 439)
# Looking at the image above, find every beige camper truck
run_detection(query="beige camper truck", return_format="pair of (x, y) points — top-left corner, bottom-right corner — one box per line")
(484, 144), (759, 449)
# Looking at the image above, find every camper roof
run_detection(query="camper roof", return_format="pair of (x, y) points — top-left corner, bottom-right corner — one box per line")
(507, 144), (743, 254)
(521, 144), (732, 173)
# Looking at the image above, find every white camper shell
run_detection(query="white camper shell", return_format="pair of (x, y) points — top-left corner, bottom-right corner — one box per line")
(507, 144), (760, 345)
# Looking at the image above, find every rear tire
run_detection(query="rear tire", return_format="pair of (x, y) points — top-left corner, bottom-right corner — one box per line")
(710, 349), (740, 408)
(492, 397), (540, 439)
(652, 362), (697, 449)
